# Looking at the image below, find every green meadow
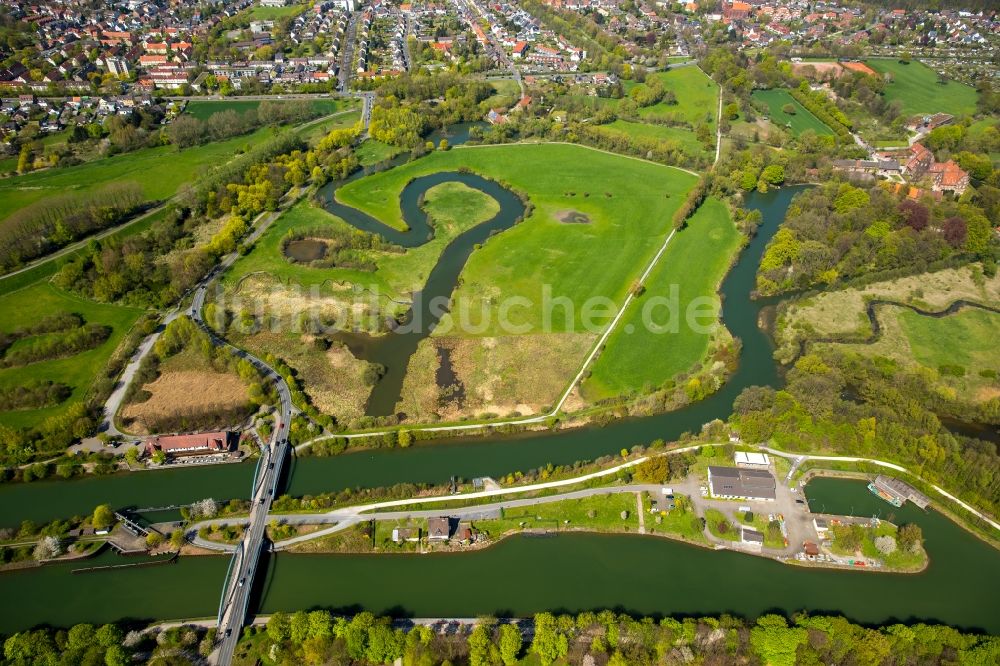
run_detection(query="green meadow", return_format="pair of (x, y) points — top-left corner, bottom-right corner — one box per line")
(184, 97), (351, 121)
(583, 197), (740, 399)
(336, 143), (698, 335)
(0, 125), (278, 221)
(595, 119), (711, 156)
(0, 281), (143, 430)
(865, 59), (978, 117)
(635, 66), (720, 127)
(751, 89), (835, 137)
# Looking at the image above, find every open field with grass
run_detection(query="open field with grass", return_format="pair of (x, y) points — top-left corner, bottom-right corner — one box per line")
(338, 143), (698, 336)
(751, 89), (835, 137)
(0, 281), (143, 430)
(243, 2), (309, 20)
(583, 197), (740, 401)
(471, 492), (640, 539)
(354, 139), (403, 166)
(865, 59), (978, 117)
(636, 66), (719, 127)
(822, 306), (1000, 405)
(184, 97), (351, 121)
(0, 125), (278, 221)
(773, 264), (1000, 361)
(595, 120), (711, 156)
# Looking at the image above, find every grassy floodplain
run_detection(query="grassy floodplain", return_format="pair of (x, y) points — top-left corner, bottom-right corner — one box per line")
(584, 197), (741, 400)
(336, 143), (698, 334)
(0, 125), (279, 221)
(865, 59), (978, 117)
(751, 89), (835, 137)
(0, 281), (143, 430)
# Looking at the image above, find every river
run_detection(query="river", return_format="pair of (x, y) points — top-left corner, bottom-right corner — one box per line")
(0, 161), (997, 633)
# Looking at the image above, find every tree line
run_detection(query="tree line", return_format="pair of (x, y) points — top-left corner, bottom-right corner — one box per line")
(0, 181), (144, 273)
(167, 99), (320, 149)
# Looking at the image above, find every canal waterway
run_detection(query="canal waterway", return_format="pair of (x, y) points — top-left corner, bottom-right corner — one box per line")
(0, 155), (998, 634)
(2, 478), (997, 634)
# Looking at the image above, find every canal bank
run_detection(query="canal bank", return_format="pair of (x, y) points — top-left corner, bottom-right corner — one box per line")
(2, 478), (997, 634)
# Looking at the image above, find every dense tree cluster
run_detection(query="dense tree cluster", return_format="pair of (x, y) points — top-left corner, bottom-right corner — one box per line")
(0, 380), (70, 411)
(220, 610), (1000, 666)
(756, 182), (997, 295)
(167, 100), (319, 149)
(733, 350), (1000, 518)
(0, 181), (144, 272)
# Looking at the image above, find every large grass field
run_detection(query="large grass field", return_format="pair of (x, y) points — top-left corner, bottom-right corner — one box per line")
(0, 125), (278, 221)
(336, 143), (698, 336)
(243, 2), (309, 20)
(865, 59), (978, 117)
(635, 66), (720, 127)
(595, 120), (711, 156)
(0, 281), (143, 430)
(583, 197), (740, 399)
(184, 97), (351, 121)
(751, 89), (835, 137)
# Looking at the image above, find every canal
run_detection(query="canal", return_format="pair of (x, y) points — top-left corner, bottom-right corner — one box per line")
(2, 478), (997, 634)
(0, 163), (997, 634)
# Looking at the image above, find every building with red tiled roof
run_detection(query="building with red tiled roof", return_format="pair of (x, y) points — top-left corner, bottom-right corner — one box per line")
(145, 432), (233, 458)
(929, 160), (969, 195)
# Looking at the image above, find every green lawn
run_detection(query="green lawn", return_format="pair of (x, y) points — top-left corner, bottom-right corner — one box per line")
(899, 308), (997, 374)
(636, 66), (720, 127)
(471, 492), (640, 539)
(243, 3), (309, 20)
(299, 110), (362, 144)
(354, 139), (403, 166)
(596, 120), (711, 156)
(0, 126), (279, 221)
(751, 89), (835, 137)
(583, 197), (740, 400)
(335, 143), (698, 336)
(184, 97), (350, 121)
(865, 59), (978, 117)
(0, 281), (143, 430)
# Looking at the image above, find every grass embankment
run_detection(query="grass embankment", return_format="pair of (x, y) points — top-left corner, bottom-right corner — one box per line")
(584, 197), (740, 401)
(864, 59), (978, 117)
(751, 89), (835, 137)
(0, 282), (143, 430)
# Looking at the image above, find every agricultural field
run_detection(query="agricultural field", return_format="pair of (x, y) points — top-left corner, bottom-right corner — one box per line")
(0, 281), (143, 430)
(583, 197), (741, 401)
(183, 97), (351, 121)
(865, 59), (979, 117)
(595, 120), (711, 157)
(751, 89), (835, 137)
(0, 125), (278, 221)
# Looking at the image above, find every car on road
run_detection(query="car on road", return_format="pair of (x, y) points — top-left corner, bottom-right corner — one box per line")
(238, 577), (245, 587)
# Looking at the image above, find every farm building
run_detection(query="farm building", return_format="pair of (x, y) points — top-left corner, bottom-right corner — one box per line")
(734, 451), (770, 468)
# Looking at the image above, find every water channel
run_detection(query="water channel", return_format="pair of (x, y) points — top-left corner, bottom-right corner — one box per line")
(0, 153), (998, 633)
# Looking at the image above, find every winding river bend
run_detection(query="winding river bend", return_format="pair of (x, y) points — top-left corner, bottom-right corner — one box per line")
(316, 171), (525, 416)
(1, 157), (999, 632)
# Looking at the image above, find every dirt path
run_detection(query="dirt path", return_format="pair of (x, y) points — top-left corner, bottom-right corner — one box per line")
(636, 492), (646, 534)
